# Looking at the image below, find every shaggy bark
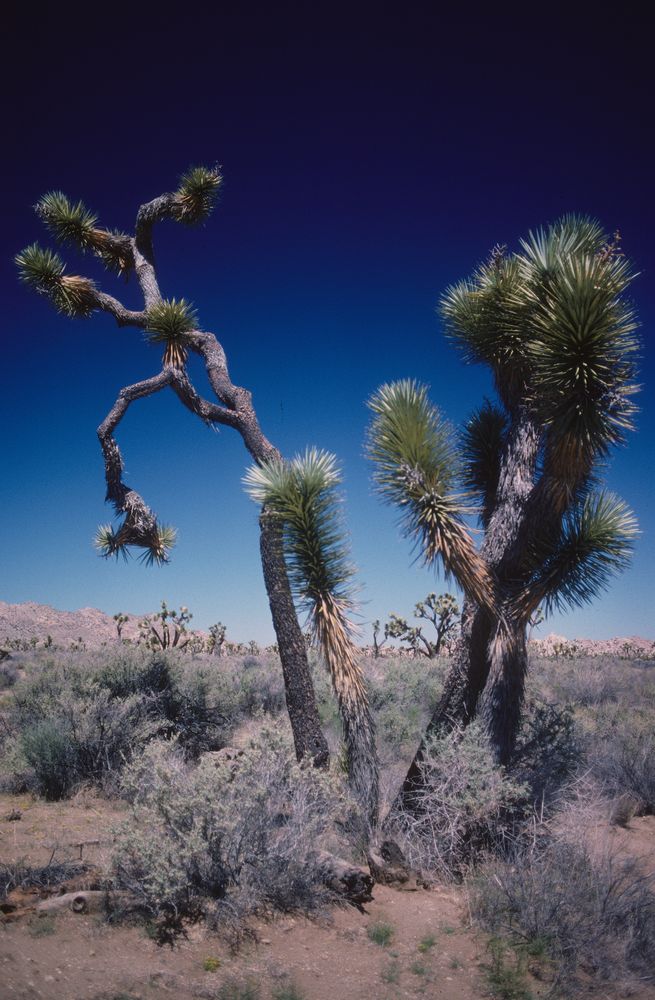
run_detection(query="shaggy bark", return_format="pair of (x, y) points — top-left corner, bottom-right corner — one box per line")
(390, 409), (541, 815)
(259, 511), (330, 765)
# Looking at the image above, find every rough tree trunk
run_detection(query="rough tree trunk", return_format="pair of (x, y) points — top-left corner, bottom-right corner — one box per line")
(259, 511), (330, 766)
(388, 409), (540, 819)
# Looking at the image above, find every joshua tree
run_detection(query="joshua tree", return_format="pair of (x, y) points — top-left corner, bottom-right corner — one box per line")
(245, 448), (379, 829)
(371, 619), (388, 658)
(207, 622), (227, 657)
(139, 601), (192, 650)
(16, 167), (329, 769)
(385, 592), (460, 657)
(113, 612), (129, 641)
(367, 217), (639, 806)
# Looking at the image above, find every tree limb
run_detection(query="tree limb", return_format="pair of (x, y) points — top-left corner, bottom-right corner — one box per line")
(96, 371), (174, 558)
(167, 366), (242, 431)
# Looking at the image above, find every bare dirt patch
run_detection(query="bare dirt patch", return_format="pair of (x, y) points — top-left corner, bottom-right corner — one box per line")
(1, 803), (653, 999)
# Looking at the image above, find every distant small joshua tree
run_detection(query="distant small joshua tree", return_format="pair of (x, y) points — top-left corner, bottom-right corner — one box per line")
(113, 612), (129, 641)
(385, 593), (460, 658)
(207, 621), (227, 656)
(139, 601), (192, 650)
(371, 619), (388, 658)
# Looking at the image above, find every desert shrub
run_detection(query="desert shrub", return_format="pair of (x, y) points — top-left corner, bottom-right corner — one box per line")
(586, 710), (655, 815)
(1, 657), (166, 797)
(530, 654), (655, 712)
(0, 649), (284, 796)
(387, 723), (528, 880)
(232, 655), (286, 716)
(0, 859), (90, 901)
(511, 700), (581, 807)
(368, 656), (445, 749)
(471, 837), (655, 992)
(551, 656), (624, 706)
(113, 725), (350, 942)
(0, 658), (19, 689)
(18, 688), (161, 798)
(20, 720), (78, 799)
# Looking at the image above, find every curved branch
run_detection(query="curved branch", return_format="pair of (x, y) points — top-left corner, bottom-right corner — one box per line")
(94, 290), (147, 327)
(167, 367), (242, 430)
(187, 331), (279, 463)
(97, 371), (174, 558)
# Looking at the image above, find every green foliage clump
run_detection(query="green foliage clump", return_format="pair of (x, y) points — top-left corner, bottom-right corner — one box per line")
(389, 723), (528, 879)
(113, 726), (349, 943)
(367, 921), (394, 946)
(472, 838), (655, 992)
(0, 649), (242, 798)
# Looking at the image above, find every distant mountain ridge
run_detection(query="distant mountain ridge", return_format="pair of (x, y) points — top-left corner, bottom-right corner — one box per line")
(0, 601), (146, 647)
(0, 601), (652, 656)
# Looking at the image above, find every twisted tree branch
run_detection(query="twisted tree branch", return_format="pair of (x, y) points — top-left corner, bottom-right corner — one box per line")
(97, 370), (173, 557)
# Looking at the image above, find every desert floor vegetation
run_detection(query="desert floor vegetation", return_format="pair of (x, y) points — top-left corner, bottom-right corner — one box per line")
(1, 643), (654, 998)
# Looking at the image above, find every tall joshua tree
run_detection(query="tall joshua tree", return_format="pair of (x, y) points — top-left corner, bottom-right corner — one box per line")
(15, 167), (330, 768)
(245, 448), (379, 829)
(367, 217), (639, 805)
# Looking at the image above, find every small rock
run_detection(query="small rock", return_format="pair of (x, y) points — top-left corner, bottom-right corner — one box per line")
(4, 810), (22, 822)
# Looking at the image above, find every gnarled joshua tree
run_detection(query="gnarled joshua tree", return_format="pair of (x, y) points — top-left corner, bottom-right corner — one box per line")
(16, 167), (329, 768)
(367, 217), (640, 810)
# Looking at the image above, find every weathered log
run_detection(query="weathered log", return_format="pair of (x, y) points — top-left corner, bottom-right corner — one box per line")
(367, 839), (420, 890)
(35, 890), (112, 914)
(317, 851), (374, 908)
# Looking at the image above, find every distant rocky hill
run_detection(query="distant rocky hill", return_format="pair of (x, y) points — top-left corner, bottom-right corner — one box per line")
(0, 601), (147, 648)
(0, 601), (652, 657)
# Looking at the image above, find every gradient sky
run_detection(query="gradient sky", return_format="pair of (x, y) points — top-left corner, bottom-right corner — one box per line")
(3, 8), (653, 643)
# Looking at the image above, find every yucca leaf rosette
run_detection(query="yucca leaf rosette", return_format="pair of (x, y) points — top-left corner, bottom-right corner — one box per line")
(366, 379), (496, 612)
(35, 192), (133, 274)
(516, 492), (637, 617)
(94, 522), (176, 566)
(16, 243), (98, 317)
(172, 166), (223, 226)
(145, 298), (197, 367)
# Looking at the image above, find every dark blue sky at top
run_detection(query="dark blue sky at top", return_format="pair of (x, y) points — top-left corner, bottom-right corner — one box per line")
(3, 6), (653, 642)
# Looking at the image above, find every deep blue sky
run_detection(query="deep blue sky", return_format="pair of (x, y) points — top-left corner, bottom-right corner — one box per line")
(3, 8), (653, 642)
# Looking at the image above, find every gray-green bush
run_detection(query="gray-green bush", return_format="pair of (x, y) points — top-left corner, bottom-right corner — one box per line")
(0, 648), (292, 798)
(113, 726), (351, 943)
(386, 723), (528, 880)
(472, 838), (655, 992)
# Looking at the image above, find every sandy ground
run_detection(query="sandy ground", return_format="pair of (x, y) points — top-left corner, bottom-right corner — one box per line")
(1, 792), (653, 1000)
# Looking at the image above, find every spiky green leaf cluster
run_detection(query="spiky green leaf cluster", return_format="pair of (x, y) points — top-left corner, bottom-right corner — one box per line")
(15, 243), (98, 317)
(94, 522), (176, 565)
(366, 379), (460, 505)
(366, 380), (495, 609)
(460, 401), (508, 524)
(244, 448), (357, 620)
(173, 165), (222, 225)
(139, 524), (177, 566)
(441, 250), (529, 398)
(524, 249), (639, 463)
(94, 524), (128, 561)
(36, 192), (98, 248)
(16, 243), (64, 289)
(145, 298), (197, 366)
(440, 216), (640, 475)
(521, 492), (637, 615)
(35, 192), (133, 274)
